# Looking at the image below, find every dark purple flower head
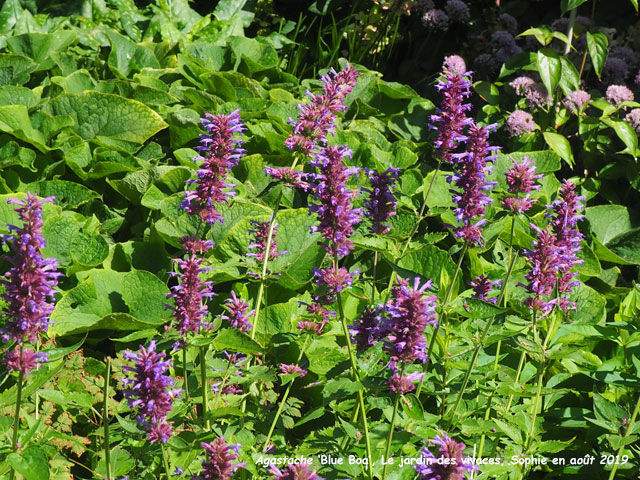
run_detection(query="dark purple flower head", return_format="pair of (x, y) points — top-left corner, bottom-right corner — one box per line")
(220, 291), (254, 333)
(194, 437), (245, 480)
(445, 0), (470, 22)
(384, 277), (438, 369)
(350, 306), (386, 351)
(430, 69), (473, 164)
(468, 275), (501, 304)
(415, 434), (476, 480)
(121, 340), (181, 444)
(166, 237), (214, 340)
(505, 157), (542, 194)
(448, 123), (499, 245)
(279, 364), (307, 377)
(499, 13), (518, 33)
(603, 57), (630, 86)
(247, 220), (287, 262)
(611, 46), (636, 67)
(308, 145), (362, 258)
(491, 30), (516, 48)
(506, 110), (535, 136)
(388, 371), (425, 394)
(182, 110), (245, 225)
(285, 65), (359, 156)
(312, 267), (358, 304)
(265, 167), (310, 190)
(422, 9), (449, 30)
(363, 168), (399, 234)
(1, 194), (61, 346)
(3, 348), (48, 376)
(269, 464), (323, 480)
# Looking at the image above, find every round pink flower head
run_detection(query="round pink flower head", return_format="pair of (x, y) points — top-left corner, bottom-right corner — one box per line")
(506, 110), (535, 137)
(625, 108), (640, 134)
(563, 90), (591, 113)
(442, 55), (467, 76)
(606, 85), (634, 107)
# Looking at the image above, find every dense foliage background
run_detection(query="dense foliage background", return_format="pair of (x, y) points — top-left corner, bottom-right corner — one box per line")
(1, 0), (640, 479)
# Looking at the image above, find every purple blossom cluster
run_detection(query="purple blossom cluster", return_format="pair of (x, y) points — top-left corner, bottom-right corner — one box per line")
(308, 145), (362, 258)
(448, 124), (499, 245)
(220, 291), (254, 333)
(182, 110), (246, 225)
(350, 306), (385, 351)
(269, 464), (324, 480)
(363, 168), (399, 234)
(469, 275), (501, 304)
(166, 237), (214, 346)
(1, 194), (61, 376)
(212, 352), (246, 396)
(279, 363), (307, 377)
(606, 85), (634, 106)
(247, 220), (287, 262)
(501, 157), (542, 214)
(506, 110), (535, 137)
(625, 108), (640, 133)
(194, 437), (245, 480)
(121, 340), (181, 443)
(388, 371), (424, 394)
(509, 76), (549, 109)
(563, 90), (591, 113)
(285, 65), (359, 156)
(415, 434), (476, 480)
(264, 166), (310, 190)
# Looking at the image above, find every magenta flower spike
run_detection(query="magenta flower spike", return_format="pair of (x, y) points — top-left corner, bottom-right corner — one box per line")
(247, 220), (287, 262)
(220, 291), (254, 333)
(388, 371), (425, 394)
(193, 437), (245, 480)
(279, 363), (307, 377)
(182, 110), (246, 225)
(363, 168), (399, 234)
(269, 464), (324, 480)
(415, 433), (476, 479)
(501, 157), (542, 214)
(1, 194), (61, 375)
(469, 275), (501, 304)
(350, 306), (385, 351)
(121, 340), (181, 444)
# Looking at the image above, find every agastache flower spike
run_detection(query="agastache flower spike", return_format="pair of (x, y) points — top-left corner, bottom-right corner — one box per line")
(388, 371), (425, 394)
(247, 220), (287, 262)
(415, 433), (476, 479)
(308, 145), (362, 258)
(363, 168), (399, 234)
(269, 464), (324, 480)
(166, 237), (214, 345)
(182, 110), (245, 225)
(350, 306), (386, 351)
(285, 65), (359, 156)
(469, 275), (501, 304)
(501, 157), (542, 214)
(383, 277), (438, 370)
(120, 341), (181, 444)
(220, 291), (254, 333)
(193, 437), (245, 480)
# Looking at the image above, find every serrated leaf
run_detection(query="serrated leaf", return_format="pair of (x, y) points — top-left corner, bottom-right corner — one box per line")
(8, 446), (49, 480)
(27, 180), (100, 208)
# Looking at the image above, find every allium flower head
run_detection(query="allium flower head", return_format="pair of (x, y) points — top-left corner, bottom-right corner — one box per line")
(269, 464), (324, 480)
(442, 55), (467, 76)
(430, 67), (473, 164)
(506, 110), (535, 137)
(492, 30), (515, 48)
(611, 46), (636, 67)
(469, 275), (501, 304)
(166, 237), (214, 342)
(384, 278), (438, 369)
(182, 111), (245, 224)
(220, 291), (254, 332)
(625, 108), (640, 133)
(279, 364), (307, 377)
(415, 434), (476, 480)
(350, 306), (385, 351)
(308, 145), (362, 258)
(499, 13), (518, 33)
(422, 9), (449, 30)
(563, 90), (591, 113)
(606, 85), (634, 106)
(1, 194), (61, 348)
(505, 157), (542, 194)
(445, 0), (470, 22)
(285, 65), (359, 156)
(194, 437), (245, 480)
(248, 220), (287, 262)
(363, 168), (399, 234)
(121, 340), (181, 443)
(388, 371), (425, 394)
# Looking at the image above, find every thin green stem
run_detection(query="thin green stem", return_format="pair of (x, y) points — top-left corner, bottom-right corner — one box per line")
(182, 347), (189, 402)
(382, 364), (405, 480)
(525, 310), (541, 451)
(416, 242), (467, 397)
(103, 358), (111, 480)
(199, 346), (209, 430)
(162, 443), (172, 480)
(372, 251), (378, 302)
(9, 346), (25, 480)
(608, 393), (640, 480)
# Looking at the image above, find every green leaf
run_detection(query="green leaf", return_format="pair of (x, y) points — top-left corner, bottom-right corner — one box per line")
(586, 32), (608, 78)
(585, 205), (632, 245)
(121, 270), (170, 323)
(0, 85), (39, 107)
(561, 0), (589, 14)
(42, 215), (108, 267)
(559, 56), (580, 95)
(602, 118), (638, 157)
(307, 338), (348, 375)
(396, 244), (457, 294)
(537, 49), (562, 96)
(8, 446), (49, 480)
(0, 54), (36, 86)
(96, 446), (134, 479)
(6, 31), (76, 71)
(473, 81), (500, 105)
(45, 92), (167, 145)
(456, 298), (506, 319)
(607, 227), (640, 264)
(27, 180), (100, 209)
(212, 328), (262, 355)
(0, 104), (47, 152)
(543, 131), (574, 166)
(0, 136), (36, 171)
(105, 29), (160, 79)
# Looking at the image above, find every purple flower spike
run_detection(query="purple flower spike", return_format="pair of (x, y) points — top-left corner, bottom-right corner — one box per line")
(220, 291), (254, 333)
(248, 220), (287, 262)
(264, 166), (310, 190)
(166, 237), (214, 342)
(194, 437), (245, 480)
(308, 145), (362, 258)
(388, 371), (425, 394)
(120, 340), (181, 444)
(1, 194), (61, 348)
(269, 464), (324, 480)
(363, 168), (399, 234)
(384, 278), (438, 369)
(285, 65), (359, 156)
(469, 275), (501, 304)
(430, 67), (473, 164)
(313, 267), (358, 302)
(279, 364), (307, 377)
(3, 348), (48, 376)
(505, 157), (542, 194)
(350, 306), (386, 351)
(415, 434), (476, 480)
(182, 110), (246, 225)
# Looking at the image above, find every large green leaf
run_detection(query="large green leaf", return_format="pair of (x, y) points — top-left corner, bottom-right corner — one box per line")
(8, 446), (49, 480)
(537, 49), (562, 96)
(586, 32), (608, 78)
(543, 131), (574, 166)
(585, 205), (632, 245)
(6, 31), (76, 71)
(45, 92), (167, 145)
(105, 29), (161, 79)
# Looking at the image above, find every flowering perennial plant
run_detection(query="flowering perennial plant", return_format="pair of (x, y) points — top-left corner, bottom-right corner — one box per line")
(182, 110), (246, 224)
(415, 434), (475, 480)
(120, 340), (181, 443)
(469, 275), (501, 304)
(363, 168), (399, 234)
(248, 220), (287, 262)
(194, 437), (245, 480)
(220, 291), (254, 333)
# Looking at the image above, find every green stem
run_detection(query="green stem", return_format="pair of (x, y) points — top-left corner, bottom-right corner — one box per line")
(182, 347), (189, 402)
(382, 364), (405, 480)
(335, 257), (373, 480)
(372, 251), (378, 302)
(608, 393), (640, 480)
(103, 358), (111, 480)
(9, 346), (25, 480)
(200, 346), (209, 430)
(505, 349), (527, 414)
(162, 443), (172, 480)
(525, 310), (543, 451)
(416, 242), (467, 397)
